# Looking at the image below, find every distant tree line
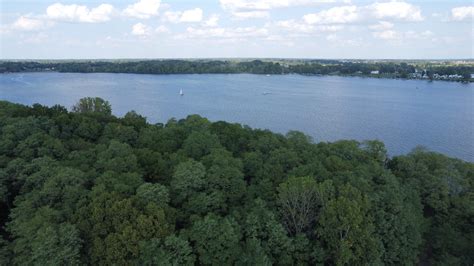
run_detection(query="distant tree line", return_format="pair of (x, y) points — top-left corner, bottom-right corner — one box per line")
(0, 98), (472, 265)
(1, 60), (472, 81)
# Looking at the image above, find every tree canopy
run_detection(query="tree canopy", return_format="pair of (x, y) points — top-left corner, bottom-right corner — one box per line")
(0, 98), (472, 265)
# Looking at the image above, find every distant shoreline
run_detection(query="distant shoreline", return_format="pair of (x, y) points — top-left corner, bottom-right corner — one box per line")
(1, 59), (472, 83)
(1, 70), (472, 84)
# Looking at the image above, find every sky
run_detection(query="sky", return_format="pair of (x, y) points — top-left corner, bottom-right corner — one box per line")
(0, 0), (473, 59)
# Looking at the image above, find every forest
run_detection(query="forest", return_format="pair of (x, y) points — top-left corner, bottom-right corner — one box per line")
(0, 60), (473, 81)
(0, 97), (472, 265)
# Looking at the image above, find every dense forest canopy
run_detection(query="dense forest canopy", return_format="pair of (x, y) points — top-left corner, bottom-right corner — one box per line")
(0, 98), (472, 265)
(1, 59), (473, 81)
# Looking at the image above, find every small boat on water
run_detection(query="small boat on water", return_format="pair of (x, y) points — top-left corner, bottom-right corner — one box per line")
(262, 92), (271, 95)
(180, 89), (184, 96)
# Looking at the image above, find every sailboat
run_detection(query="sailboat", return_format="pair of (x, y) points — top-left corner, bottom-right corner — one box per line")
(180, 89), (184, 96)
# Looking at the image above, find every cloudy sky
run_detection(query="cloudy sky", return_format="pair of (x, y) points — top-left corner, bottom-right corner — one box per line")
(0, 0), (473, 59)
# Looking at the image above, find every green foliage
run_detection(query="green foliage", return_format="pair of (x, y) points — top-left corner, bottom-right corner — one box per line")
(139, 235), (195, 266)
(317, 184), (382, 265)
(136, 182), (170, 208)
(0, 237), (12, 266)
(96, 140), (139, 173)
(170, 160), (206, 205)
(71, 97), (111, 115)
(0, 99), (472, 265)
(237, 238), (272, 266)
(182, 131), (221, 160)
(29, 223), (82, 266)
(242, 199), (293, 264)
(187, 214), (242, 265)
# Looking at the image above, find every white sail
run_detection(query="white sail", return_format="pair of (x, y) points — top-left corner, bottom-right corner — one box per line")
(180, 89), (184, 95)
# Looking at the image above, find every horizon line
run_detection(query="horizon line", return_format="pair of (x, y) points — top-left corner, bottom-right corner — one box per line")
(1, 57), (474, 61)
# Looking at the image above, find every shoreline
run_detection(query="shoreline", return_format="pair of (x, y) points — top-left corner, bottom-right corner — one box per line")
(1, 70), (472, 83)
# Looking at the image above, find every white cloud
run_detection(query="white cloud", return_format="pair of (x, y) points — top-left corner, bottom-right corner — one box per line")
(180, 8), (203, 22)
(315, 25), (344, 32)
(373, 30), (398, 40)
(163, 8), (203, 23)
(163, 11), (181, 23)
(46, 3), (114, 23)
(264, 35), (295, 46)
(325, 34), (362, 47)
(451, 6), (474, 21)
(303, 5), (359, 24)
(373, 29), (433, 41)
(123, 0), (160, 19)
(302, 1), (424, 25)
(179, 26), (269, 40)
(131, 22), (152, 36)
(276, 20), (315, 33)
(369, 21), (394, 31)
(369, 1), (423, 22)
(155, 25), (169, 33)
(220, 0), (347, 19)
(231, 11), (270, 19)
(276, 19), (343, 33)
(220, 0), (343, 12)
(12, 16), (51, 31)
(407, 30), (433, 39)
(326, 34), (338, 41)
(203, 14), (219, 27)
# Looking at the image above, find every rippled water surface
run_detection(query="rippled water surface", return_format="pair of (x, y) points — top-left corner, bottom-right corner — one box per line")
(1, 73), (473, 161)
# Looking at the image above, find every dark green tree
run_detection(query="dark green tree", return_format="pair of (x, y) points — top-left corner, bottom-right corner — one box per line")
(72, 97), (112, 115)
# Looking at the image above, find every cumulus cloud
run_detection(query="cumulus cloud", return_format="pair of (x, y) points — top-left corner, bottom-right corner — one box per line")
(180, 26), (269, 40)
(163, 12), (181, 23)
(11, 16), (51, 31)
(46, 3), (114, 23)
(163, 8), (203, 23)
(373, 29), (433, 41)
(451, 6), (474, 21)
(325, 34), (363, 47)
(203, 14), (219, 27)
(369, 21), (394, 31)
(369, 1), (423, 21)
(372, 30), (398, 40)
(219, 0), (348, 19)
(131, 22), (152, 36)
(302, 1), (424, 25)
(123, 0), (161, 19)
(276, 19), (343, 33)
(180, 8), (203, 22)
(276, 20), (315, 33)
(303, 5), (359, 24)
(231, 11), (270, 19)
(155, 25), (170, 33)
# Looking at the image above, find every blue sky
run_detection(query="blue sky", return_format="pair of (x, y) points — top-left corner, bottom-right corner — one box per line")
(0, 0), (473, 59)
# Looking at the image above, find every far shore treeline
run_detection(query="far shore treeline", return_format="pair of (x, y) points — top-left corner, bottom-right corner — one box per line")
(0, 98), (472, 265)
(1, 59), (473, 82)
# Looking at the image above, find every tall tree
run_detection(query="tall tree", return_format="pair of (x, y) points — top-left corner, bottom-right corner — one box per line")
(71, 97), (112, 115)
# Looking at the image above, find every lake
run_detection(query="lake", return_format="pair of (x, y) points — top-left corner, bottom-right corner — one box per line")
(1, 72), (473, 161)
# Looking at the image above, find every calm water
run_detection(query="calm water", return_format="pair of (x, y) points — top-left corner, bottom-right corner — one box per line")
(1, 73), (473, 161)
